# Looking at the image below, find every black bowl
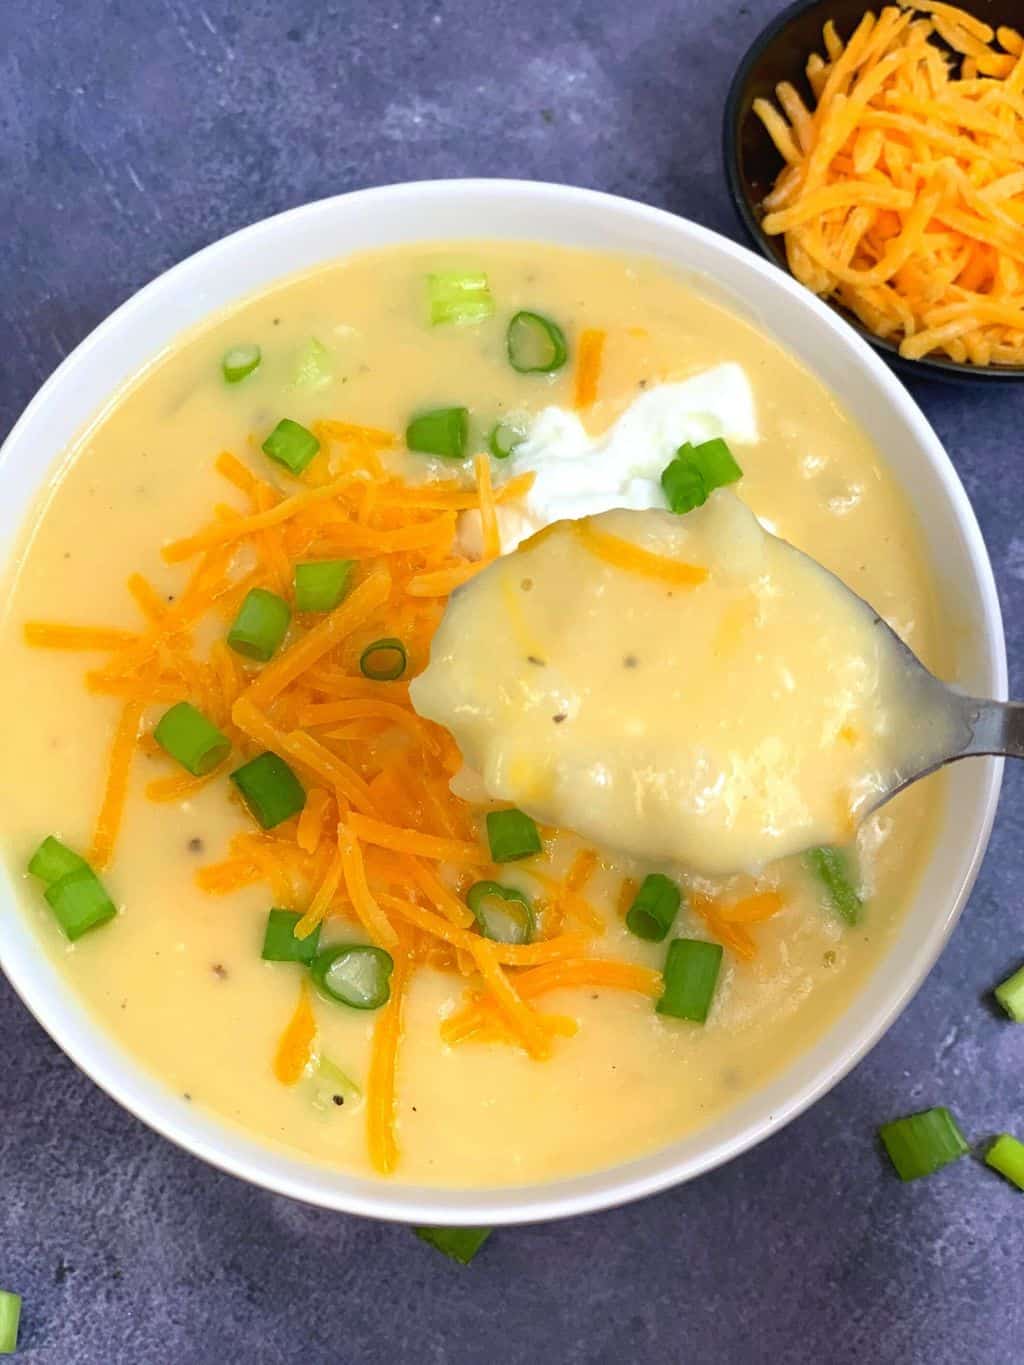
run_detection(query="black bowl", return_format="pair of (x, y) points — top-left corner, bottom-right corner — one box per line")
(723, 0), (1024, 385)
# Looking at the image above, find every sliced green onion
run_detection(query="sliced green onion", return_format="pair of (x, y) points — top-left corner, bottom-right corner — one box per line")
(359, 637), (407, 681)
(294, 559), (353, 613)
(660, 456), (707, 514)
(994, 963), (1024, 1021)
(311, 944), (394, 1010)
(44, 866), (117, 941)
(293, 337), (333, 389)
(660, 437), (744, 514)
(227, 588), (291, 662)
(486, 808), (542, 863)
(507, 311), (568, 373)
(406, 407), (469, 460)
(985, 1133), (1024, 1191)
(414, 1226), (492, 1265)
(879, 1107), (969, 1181)
(153, 702), (231, 776)
(488, 420), (525, 460)
(261, 908), (321, 964)
(222, 344), (261, 384)
(311, 1054), (362, 1112)
(230, 752), (306, 829)
(804, 846), (862, 925)
(467, 880), (535, 944)
(0, 1291), (21, 1356)
(657, 938), (723, 1023)
(28, 836), (87, 885)
(428, 271), (495, 326)
(626, 873), (681, 943)
(261, 418), (320, 475)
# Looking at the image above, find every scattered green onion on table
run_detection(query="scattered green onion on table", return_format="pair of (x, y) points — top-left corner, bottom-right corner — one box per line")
(414, 1226), (492, 1265)
(0, 1291), (21, 1356)
(878, 1107), (969, 1181)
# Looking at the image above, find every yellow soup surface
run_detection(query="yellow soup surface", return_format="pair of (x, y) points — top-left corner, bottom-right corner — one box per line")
(0, 242), (947, 1187)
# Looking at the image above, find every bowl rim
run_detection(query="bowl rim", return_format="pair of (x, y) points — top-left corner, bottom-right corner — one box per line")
(722, 0), (1024, 385)
(0, 177), (1008, 1225)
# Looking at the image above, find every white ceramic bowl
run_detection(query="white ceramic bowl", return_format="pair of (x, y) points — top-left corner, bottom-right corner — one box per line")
(0, 180), (1006, 1225)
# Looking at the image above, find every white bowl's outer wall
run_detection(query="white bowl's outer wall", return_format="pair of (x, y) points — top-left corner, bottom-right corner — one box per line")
(0, 181), (1006, 1226)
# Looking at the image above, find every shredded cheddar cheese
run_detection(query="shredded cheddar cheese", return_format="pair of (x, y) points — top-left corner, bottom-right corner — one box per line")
(753, 2), (1024, 365)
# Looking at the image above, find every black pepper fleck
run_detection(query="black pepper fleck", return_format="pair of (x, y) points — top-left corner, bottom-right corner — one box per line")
(188, 837), (204, 854)
(183, 1093), (192, 1102)
(623, 654), (638, 669)
(553, 713), (567, 724)
(212, 963), (228, 980)
(527, 655), (546, 667)
(332, 1094), (344, 1107)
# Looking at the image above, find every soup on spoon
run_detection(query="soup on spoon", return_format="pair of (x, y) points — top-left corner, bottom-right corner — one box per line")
(411, 490), (960, 878)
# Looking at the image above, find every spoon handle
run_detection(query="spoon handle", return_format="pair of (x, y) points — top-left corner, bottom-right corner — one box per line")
(957, 698), (1024, 760)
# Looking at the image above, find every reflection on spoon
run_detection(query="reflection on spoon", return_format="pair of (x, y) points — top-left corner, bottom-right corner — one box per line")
(411, 493), (1019, 879)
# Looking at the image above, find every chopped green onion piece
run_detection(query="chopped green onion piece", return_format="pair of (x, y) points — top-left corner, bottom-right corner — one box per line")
(261, 908), (321, 964)
(626, 873), (681, 943)
(44, 866), (117, 941)
(359, 637), (407, 681)
(294, 560), (353, 613)
(879, 1107), (969, 1181)
(293, 337), (333, 389)
(230, 752), (306, 829)
(488, 420), (525, 460)
(227, 588), (291, 662)
(804, 846), (862, 925)
(311, 944), (394, 1010)
(506, 310), (568, 373)
(660, 457), (707, 514)
(28, 836), (87, 885)
(985, 1133), (1024, 1191)
(428, 271), (495, 326)
(153, 702), (231, 776)
(994, 963), (1024, 1021)
(414, 1226), (492, 1265)
(660, 437), (744, 514)
(261, 418), (320, 475)
(222, 344), (261, 384)
(0, 1291), (21, 1356)
(311, 1054), (362, 1111)
(486, 808), (542, 862)
(657, 938), (723, 1023)
(467, 880), (535, 944)
(406, 407), (469, 460)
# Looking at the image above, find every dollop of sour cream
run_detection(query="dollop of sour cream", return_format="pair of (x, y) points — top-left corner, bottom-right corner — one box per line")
(459, 363), (758, 555)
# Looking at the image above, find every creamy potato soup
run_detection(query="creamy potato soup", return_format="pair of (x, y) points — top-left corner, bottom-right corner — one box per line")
(0, 243), (947, 1187)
